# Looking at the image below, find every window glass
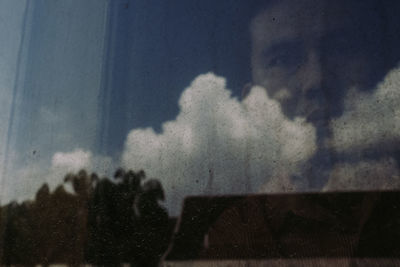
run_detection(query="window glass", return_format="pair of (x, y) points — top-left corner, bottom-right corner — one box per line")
(1, 0), (400, 264)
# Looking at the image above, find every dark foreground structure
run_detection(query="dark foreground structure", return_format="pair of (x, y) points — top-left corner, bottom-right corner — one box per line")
(0, 170), (176, 266)
(163, 191), (400, 266)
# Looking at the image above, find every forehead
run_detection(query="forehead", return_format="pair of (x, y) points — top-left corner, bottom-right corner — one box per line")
(251, 1), (356, 48)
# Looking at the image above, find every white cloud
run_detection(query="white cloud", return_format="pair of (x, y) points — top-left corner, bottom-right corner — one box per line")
(326, 67), (400, 193)
(2, 149), (113, 204)
(122, 73), (316, 214)
(331, 66), (400, 151)
(52, 149), (92, 171)
(1, 73), (317, 214)
(6, 68), (400, 214)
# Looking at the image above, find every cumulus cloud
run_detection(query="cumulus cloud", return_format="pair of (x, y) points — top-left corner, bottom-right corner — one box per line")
(332, 66), (400, 151)
(325, 67), (400, 192)
(1, 72), (324, 214)
(52, 149), (92, 171)
(122, 73), (316, 213)
(2, 149), (113, 203)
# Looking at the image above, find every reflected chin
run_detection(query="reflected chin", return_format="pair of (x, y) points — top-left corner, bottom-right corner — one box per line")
(279, 100), (327, 127)
(306, 109), (327, 124)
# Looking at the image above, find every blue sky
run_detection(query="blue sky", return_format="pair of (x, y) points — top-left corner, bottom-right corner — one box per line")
(0, 0), (259, 205)
(1, 0), (109, 201)
(98, 0), (259, 156)
(1, 0), (400, 214)
(0, 0), (29, 198)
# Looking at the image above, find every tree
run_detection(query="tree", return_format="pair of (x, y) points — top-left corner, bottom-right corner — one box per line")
(133, 179), (169, 267)
(0, 168), (171, 266)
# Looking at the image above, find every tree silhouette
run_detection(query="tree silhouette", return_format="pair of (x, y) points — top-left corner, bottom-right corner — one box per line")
(0, 168), (172, 266)
(133, 179), (169, 267)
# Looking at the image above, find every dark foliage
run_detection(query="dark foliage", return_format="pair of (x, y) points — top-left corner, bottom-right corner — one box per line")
(0, 168), (172, 266)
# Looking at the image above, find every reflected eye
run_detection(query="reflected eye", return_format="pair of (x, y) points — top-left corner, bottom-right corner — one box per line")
(267, 54), (292, 68)
(262, 41), (306, 72)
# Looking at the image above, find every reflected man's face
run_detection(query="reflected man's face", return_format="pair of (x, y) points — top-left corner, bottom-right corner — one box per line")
(251, 0), (381, 126)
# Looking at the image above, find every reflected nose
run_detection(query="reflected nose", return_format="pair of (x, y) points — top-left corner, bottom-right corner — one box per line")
(295, 50), (327, 122)
(300, 50), (322, 96)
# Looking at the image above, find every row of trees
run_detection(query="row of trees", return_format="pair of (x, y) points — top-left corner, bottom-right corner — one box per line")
(0, 168), (172, 266)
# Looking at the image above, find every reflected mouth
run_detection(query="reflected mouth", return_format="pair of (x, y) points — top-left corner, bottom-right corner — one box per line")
(297, 96), (328, 124)
(306, 108), (326, 123)
(279, 96), (328, 124)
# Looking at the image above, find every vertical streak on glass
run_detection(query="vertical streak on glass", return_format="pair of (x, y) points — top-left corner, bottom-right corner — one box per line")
(97, 0), (115, 156)
(1, 0), (31, 201)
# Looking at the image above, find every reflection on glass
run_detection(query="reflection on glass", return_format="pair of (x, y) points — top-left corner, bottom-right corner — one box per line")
(1, 0), (400, 265)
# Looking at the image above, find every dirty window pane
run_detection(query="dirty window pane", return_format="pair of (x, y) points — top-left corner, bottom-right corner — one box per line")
(1, 0), (400, 265)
